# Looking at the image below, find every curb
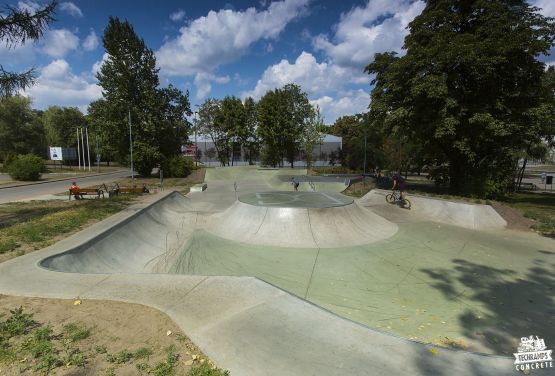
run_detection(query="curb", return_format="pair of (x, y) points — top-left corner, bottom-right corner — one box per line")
(0, 170), (130, 190)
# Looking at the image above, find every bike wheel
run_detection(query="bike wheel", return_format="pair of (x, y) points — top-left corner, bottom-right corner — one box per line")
(385, 193), (395, 204)
(403, 198), (411, 210)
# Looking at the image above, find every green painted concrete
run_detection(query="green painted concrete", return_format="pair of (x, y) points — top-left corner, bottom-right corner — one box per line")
(171, 221), (554, 356)
(238, 191), (353, 208)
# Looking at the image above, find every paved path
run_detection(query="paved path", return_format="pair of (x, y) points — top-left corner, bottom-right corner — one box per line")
(0, 170), (130, 204)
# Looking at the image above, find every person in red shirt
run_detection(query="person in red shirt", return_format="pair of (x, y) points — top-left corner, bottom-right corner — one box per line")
(70, 182), (81, 200)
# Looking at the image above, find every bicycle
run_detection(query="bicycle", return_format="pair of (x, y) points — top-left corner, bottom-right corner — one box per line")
(385, 190), (411, 209)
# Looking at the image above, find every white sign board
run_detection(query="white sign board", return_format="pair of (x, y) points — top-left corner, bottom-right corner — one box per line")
(49, 147), (63, 161)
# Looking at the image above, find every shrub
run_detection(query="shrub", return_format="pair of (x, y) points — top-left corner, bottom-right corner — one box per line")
(165, 155), (193, 178)
(2, 154), (17, 171)
(133, 142), (162, 177)
(7, 154), (45, 181)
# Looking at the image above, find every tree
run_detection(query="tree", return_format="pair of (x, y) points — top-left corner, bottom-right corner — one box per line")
(214, 96), (246, 166)
(197, 98), (226, 165)
(366, 0), (555, 197)
(94, 17), (191, 174)
(257, 84), (312, 167)
(243, 97), (259, 164)
(42, 106), (87, 147)
(0, 0), (57, 97)
(0, 95), (45, 161)
(87, 99), (121, 165)
(302, 105), (324, 168)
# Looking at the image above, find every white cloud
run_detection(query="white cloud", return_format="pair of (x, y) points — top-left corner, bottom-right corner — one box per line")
(17, 0), (40, 13)
(82, 29), (99, 51)
(42, 29), (79, 58)
(91, 53), (109, 77)
(170, 9), (186, 22)
(24, 59), (102, 111)
(194, 72), (230, 100)
(313, 0), (425, 68)
(532, 0), (555, 18)
(59, 1), (83, 18)
(157, 0), (309, 77)
(311, 90), (370, 123)
(242, 51), (369, 99)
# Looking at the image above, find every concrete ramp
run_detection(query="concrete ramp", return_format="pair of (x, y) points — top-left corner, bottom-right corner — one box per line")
(207, 200), (398, 248)
(40, 192), (196, 273)
(359, 190), (507, 230)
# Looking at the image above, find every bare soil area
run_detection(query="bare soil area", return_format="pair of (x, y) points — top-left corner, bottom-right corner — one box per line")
(0, 295), (222, 375)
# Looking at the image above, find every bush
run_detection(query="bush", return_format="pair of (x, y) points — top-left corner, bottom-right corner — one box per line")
(165, 155), (193, 178)
(133, 142), (162, 177)
(7, 154), (45, 181)
(2, 154), (17, 171)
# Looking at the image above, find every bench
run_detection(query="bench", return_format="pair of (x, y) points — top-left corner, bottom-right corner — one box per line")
(69, 187), (104, 200)
(109, 184), (149, 197)
(514, 182), (537, 191)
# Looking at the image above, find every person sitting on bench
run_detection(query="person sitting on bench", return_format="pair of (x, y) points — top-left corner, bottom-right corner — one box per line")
(70, 182), (82, 199)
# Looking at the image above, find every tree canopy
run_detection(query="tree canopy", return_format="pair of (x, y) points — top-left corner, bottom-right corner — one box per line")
(0, 0), (57, 97)
(92, 17), (191, 174)
(366, 0), (555, 196)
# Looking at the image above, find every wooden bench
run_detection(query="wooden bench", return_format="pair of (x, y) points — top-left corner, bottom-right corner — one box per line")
(109, 184), (149, 196)
(69, 187), (104, 200)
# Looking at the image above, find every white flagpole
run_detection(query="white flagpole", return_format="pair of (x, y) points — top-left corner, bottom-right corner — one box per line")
(85, 127), (91, 172)
(77, 128), (81, 170)
(80, 128), (85, 171)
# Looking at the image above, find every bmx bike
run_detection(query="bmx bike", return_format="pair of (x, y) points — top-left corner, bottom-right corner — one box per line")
(385, 190), (411, 209)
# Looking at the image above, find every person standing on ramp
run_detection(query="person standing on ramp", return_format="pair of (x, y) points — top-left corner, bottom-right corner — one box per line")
(291, 177), (300, 191)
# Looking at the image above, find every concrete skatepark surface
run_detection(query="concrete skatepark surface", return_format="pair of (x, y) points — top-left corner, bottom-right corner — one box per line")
(0, 166), (553, 375)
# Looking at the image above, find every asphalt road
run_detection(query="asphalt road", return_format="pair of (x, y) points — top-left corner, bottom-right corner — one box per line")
(0, 170), (130, 204)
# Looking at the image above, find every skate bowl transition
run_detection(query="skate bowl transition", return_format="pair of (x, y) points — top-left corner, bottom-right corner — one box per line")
(1, 167), (553, 375)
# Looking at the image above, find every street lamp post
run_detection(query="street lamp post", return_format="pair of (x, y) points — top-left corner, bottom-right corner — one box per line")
(194, 111), (198, 164)
(129, 108), (134, 181)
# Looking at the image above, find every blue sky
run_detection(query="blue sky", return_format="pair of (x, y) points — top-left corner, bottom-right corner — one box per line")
(2, 0), (554, 123)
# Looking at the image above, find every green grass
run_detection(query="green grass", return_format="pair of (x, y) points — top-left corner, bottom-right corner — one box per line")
(63, 322), (91, 342)
(188, 363), (230, 376)
(152, 345), (178, 376)
(134, 346), (154, 360)
(0, 196), (134, 256)
(107, 348), (134, 364)
(502, 192), (555, 236)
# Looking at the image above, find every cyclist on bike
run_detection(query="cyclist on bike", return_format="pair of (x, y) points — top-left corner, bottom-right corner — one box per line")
(391, 172), (406, 202)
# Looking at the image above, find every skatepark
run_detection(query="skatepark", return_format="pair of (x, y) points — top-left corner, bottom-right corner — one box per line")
(0, 166), (553, 375)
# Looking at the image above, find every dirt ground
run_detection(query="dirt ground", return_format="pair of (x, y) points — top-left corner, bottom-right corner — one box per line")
(0, 295), (218, 375)
(490, 201), (536, 231)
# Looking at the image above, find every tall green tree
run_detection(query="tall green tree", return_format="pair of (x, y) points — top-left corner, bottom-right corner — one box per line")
(214, 96), (246, 166)
(0, 0), (57, 96)
(0, 95), (45, 160)
(257, 84), (312, 167)
(94, 17), (191, 174)
(42, 106), (86, 147)
(243, 97), (259, 164)
(301, 105), (324, 168)
(197, 98), (226, 165)
(86, 99), (120, 164)
(366, 0), (555, 197)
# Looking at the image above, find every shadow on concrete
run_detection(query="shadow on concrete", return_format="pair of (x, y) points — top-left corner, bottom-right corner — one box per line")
(421, 258), (555, 355)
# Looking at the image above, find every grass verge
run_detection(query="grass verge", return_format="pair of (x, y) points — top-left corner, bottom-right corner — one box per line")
(0, 196), (135, 262)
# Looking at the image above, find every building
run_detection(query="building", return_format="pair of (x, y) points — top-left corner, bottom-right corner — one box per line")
(185, 133), (342, 166)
